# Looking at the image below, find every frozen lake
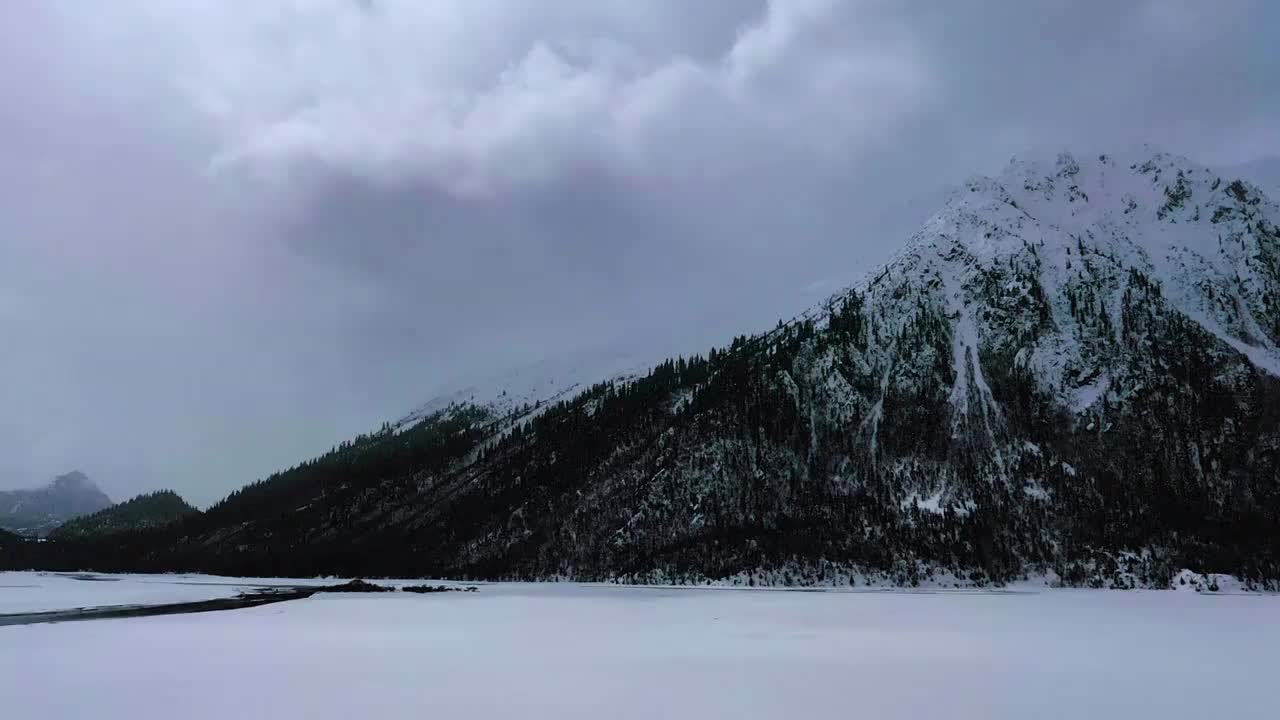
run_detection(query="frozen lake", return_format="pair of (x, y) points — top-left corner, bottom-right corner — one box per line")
(1, 573), (1275, 719)
(0, 571), (400, 615)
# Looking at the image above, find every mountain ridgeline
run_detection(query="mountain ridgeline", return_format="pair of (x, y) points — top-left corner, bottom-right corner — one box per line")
(11, 150), (1280, 587)
(49, 490), (198, 540)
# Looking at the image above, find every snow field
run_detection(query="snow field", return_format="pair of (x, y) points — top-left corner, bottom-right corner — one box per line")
(2, 579), (1275, 719)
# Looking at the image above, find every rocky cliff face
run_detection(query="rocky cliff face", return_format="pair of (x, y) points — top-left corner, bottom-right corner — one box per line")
(18, 149), (1280, 587)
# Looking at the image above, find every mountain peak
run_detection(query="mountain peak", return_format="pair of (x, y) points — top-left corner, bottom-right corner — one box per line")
(52, 470), (93, 491)
(1, 472), (112, 537)
(883, 148), (1280, 389)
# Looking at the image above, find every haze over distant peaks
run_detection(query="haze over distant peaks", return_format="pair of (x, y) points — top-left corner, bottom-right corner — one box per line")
(0, 471), (112, 537)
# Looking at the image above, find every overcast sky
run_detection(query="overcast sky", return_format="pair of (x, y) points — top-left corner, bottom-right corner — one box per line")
(3, 0), (1278, 505)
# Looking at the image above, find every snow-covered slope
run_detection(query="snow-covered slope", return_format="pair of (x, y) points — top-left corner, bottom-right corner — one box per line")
(848, 148), (1279, 417)
(752, 147), (1280, 519)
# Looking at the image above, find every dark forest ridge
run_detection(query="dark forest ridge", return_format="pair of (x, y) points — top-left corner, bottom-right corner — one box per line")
(50, 490), (198, 541)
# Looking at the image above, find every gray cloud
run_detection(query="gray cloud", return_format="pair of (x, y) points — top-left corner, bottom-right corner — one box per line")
(2, 0), (1278, 505)
(163, 0), (927, 195)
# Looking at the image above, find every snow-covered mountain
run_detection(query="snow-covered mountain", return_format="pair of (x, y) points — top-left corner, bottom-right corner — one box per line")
(16, 148), (1280, 588)
(404, 148), (1278, 425)
(0, 471), (113, 537)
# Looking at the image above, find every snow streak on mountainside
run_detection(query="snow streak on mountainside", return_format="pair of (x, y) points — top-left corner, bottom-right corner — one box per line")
(14, 149), (1280, 588)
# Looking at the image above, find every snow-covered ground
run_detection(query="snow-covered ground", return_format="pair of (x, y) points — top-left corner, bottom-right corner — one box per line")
(0, 571), (400, 614)
(1, 577), (1275, 719)
(0, 572), (257, 614)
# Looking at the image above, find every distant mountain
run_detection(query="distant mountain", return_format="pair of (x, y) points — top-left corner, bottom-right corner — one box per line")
(49, 490), (198, 540)
(0, 472), (112, 537)
(11, 148), (1280, 588)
